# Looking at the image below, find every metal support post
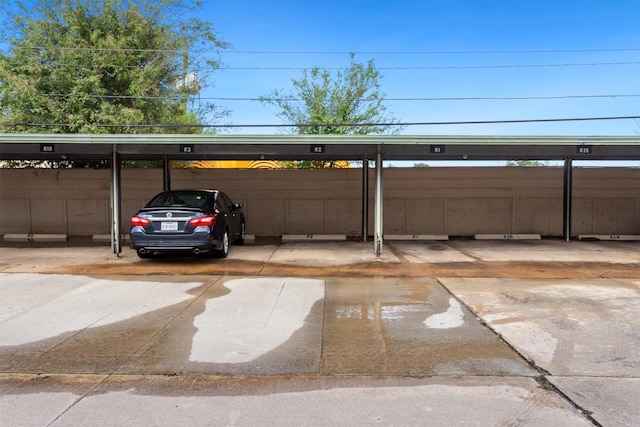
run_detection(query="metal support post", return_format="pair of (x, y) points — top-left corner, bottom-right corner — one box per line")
(374, 147), (383, 257)
(110, 147), (122, 256)
(362, 156), (369, 242)
(163, 155), (171, 191)
(563, 159), (573, 242)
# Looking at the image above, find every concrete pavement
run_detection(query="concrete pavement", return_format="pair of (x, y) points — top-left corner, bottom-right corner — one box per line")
(0, 239), (639, 426)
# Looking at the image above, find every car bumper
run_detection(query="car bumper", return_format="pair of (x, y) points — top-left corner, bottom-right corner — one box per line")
(130, 230), (223, 252)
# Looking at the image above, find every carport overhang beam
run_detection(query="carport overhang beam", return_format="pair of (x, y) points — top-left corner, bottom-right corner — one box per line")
(1, 134), (639, 162)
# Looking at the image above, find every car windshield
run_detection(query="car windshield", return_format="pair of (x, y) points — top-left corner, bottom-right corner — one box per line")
(146, 191), (212, 209)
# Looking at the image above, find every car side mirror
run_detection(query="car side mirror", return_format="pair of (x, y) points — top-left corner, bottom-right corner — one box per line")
(233, 203), (243, 210)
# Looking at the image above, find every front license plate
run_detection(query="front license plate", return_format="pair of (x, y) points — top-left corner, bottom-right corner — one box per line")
(161, 221), (178, 231)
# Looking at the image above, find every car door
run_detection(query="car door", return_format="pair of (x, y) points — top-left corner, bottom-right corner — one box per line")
(217, 192), (242, 240)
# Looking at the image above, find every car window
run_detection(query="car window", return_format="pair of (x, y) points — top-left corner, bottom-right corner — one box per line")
(186, 193), (210, 209)
(216, 193), (233, 210)
(147, 192), (211, 209)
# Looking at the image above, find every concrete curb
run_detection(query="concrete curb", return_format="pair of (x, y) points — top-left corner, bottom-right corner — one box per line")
(475, 234), (541, 240)
(578, 234), (640, 241)
(3, 234), (68, 242)
(386, 234), (449, 241)
(282, 234), (347, 242)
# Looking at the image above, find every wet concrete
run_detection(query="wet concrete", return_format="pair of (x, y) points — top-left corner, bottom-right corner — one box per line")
(321, 277), (534, 376)
(0, 274), (534, 377)
(1, 240), (639, 426)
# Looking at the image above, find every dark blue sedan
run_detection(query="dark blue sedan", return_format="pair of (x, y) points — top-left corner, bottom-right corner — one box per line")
(130, 189), (245, 259)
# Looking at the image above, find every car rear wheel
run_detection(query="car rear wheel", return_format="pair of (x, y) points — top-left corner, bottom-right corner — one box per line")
(213, 229), (229, 258)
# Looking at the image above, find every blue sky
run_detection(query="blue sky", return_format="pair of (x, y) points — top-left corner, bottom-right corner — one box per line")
(1, 0), (638, 138)
(197, 0), (640, 136)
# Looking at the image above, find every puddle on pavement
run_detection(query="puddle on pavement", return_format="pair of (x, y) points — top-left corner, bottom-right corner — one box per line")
(321, 277), (535, 376)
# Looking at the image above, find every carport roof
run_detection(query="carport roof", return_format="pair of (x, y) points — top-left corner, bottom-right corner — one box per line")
(1, 133), (639, 161)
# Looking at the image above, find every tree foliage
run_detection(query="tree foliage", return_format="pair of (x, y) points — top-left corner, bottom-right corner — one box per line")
(505, 160), (551, 167)
(277, 160), (352, 169)
(260, 54), (403, 168)
(0, 0), (228, 134)
(261, 53), (404, 136)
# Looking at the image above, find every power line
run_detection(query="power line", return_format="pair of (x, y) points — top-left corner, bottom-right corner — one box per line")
(226, 48), (640, 55)
(36, 93), (640, 102)
(225, 62), (640, 71)
(12, 46), (639, 54)
(6, 115), (639, 129)
(216, 95), (640, 102)
(22, 60), (640, 71)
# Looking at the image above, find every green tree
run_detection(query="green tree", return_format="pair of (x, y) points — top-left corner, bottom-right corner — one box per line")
(506, 160), (551, 167)
(0, 0), (228, 134)
(261, 53), (403, 135)
(260, 54), (404, 168)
